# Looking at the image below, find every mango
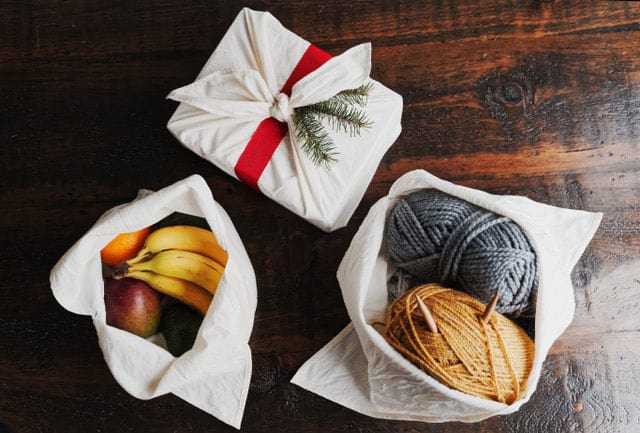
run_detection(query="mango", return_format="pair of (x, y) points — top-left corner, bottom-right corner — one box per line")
(104, 278), (162, 338)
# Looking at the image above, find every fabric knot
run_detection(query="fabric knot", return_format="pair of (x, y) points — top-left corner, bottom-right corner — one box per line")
(270, 92), (292, 123)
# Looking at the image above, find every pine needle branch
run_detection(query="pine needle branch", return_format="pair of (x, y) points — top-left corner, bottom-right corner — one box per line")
(305, 100), (372, 137)
(330, 82), (374, 106)
(293, 107), (338, 167)
(291, 83), (374, 167)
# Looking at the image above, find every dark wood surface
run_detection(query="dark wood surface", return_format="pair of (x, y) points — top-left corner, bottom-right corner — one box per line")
(2, 1), (640, 432)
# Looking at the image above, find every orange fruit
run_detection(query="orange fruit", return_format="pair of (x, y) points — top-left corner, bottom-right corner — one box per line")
(100, 227), (151, 266)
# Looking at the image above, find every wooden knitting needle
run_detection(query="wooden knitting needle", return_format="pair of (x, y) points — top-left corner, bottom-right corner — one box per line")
(414, 294), (438, 334)
(481, 292), (500, 324)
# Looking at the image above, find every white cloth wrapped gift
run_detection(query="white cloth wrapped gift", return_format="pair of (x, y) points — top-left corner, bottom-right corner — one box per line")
(50, 175), (256, 429)
(292, 169), (602, 422)
(167, 8), (403, 232)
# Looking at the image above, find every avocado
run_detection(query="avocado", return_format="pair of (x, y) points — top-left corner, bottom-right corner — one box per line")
(160, 304), (204, 357)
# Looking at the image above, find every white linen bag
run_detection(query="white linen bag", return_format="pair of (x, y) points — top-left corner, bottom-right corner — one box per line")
(50, 174), (256, 429)
(166, 8), (403, 232)
(292, 169), (602, 422)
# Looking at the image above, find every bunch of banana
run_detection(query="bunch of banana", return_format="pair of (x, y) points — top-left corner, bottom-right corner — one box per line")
(114, 225), (228, 315)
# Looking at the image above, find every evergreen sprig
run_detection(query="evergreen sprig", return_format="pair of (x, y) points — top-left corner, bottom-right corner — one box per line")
(294, 106), (338, 167)
(292, 83), (374, 168)
(305, 99), (372, 136)
(330, 82), (374, 106)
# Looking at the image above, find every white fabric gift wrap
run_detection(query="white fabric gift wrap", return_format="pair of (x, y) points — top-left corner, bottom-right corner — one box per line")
(50, 174), (256, 429)
(166, 8), (403, 232)
(292, 169), (602, 422)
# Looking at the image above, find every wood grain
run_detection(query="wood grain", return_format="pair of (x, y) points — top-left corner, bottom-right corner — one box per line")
(2, 1), (640, 432)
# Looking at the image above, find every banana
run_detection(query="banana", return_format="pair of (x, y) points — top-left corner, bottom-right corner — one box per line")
(126, 270), (212, 316)
(123, 249), (224, 296)
(127, 225), (228, 267)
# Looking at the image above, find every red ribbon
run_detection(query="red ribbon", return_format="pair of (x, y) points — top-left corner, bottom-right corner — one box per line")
(233, 44), (332, 190)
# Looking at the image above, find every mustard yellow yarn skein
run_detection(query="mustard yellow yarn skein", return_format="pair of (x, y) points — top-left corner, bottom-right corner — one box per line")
(385, 283), (535, 404)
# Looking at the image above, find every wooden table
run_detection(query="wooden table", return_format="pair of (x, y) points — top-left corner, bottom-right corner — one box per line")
(2, 1), (639, 432)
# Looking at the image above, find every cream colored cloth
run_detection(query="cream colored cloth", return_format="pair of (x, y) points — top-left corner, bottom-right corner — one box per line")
(167, 8), (403, 232)
(50, 175), (256, 429)
(292, 169), (602, 422)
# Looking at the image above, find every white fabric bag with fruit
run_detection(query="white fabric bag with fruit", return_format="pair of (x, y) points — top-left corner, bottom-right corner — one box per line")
(50, 174), (256, 429)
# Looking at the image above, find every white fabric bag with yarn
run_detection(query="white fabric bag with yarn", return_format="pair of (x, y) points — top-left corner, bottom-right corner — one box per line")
(50, 174), (256, 429)
(166, 8), (403, 232)
(292, 169), (602, 422)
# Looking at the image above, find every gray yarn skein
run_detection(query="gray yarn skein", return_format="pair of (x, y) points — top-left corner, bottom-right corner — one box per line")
(386, 189), (537, 316)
